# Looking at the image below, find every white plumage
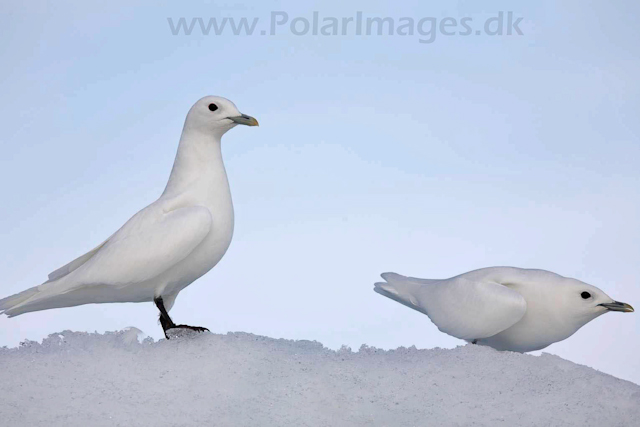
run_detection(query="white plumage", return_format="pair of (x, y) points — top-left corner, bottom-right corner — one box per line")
(0, 96), (258, 334)
(375, 267), (633, 352)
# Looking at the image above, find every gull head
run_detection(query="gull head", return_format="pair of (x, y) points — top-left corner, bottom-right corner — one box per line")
(563, 280), (633, 322)
(525, 275), (634, 337)
(495, 273), (634, 351)
(184, 96), (258, 138)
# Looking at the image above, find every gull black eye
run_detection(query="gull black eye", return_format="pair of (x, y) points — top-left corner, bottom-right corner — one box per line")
(208, 103), (218, 112)
(581, 291), (591, 299)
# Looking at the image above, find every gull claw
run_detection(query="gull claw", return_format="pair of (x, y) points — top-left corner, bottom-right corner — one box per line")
(165, 325), (210, 339)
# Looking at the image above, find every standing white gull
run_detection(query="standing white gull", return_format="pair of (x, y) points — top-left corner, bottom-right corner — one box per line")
(375, 267), (633, 351)
(0, 96), (258, 338)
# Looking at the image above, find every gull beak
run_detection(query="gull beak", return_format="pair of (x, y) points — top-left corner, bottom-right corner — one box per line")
(598, 301), (635, 313)
(228, 114), (259, 127)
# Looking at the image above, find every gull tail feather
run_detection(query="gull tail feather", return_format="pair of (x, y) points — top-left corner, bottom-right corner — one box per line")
(374, 272), (431, 316)
(0, 285), (41, 317)
(0, 276), (75, 317)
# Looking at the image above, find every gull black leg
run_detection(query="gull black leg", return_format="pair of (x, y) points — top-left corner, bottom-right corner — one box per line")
(154, 296), (209, 339)
(154, 296), (176, 338)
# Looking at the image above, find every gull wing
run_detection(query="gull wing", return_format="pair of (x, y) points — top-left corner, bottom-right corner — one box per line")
(47, 238), (111, 282)
(68, 205), (212, 286)
(1, 205), (211, 316)
(375, 273), (527, 340)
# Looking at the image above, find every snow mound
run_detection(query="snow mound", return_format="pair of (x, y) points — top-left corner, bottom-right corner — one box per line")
(1, 330), (638, 426)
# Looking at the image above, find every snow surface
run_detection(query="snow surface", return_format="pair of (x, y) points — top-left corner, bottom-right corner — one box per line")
(1, 330), (638, 427)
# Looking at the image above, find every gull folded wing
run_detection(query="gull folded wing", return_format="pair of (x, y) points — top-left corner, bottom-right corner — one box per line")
(376, 273), (527, 340)
(47, 238), (110, 282)
(2, 206), (212, 316)
(418, 277), (527, 340)
(69, 206), (212, 286)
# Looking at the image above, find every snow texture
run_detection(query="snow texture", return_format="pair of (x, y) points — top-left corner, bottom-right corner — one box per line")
(1, 329), (638, 427)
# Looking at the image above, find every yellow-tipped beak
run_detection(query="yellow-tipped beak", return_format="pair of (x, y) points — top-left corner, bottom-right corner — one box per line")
(229, 114), (259, 127)
(599, 301), (634, 313)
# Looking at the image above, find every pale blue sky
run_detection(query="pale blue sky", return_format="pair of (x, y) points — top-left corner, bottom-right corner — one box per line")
(1, 1), (639, 383)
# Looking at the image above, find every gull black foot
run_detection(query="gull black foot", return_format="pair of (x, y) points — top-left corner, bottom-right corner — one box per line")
(154, 296), (209, 340)
(165, 325), (210, 339)
(170, 324), (209, 335)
